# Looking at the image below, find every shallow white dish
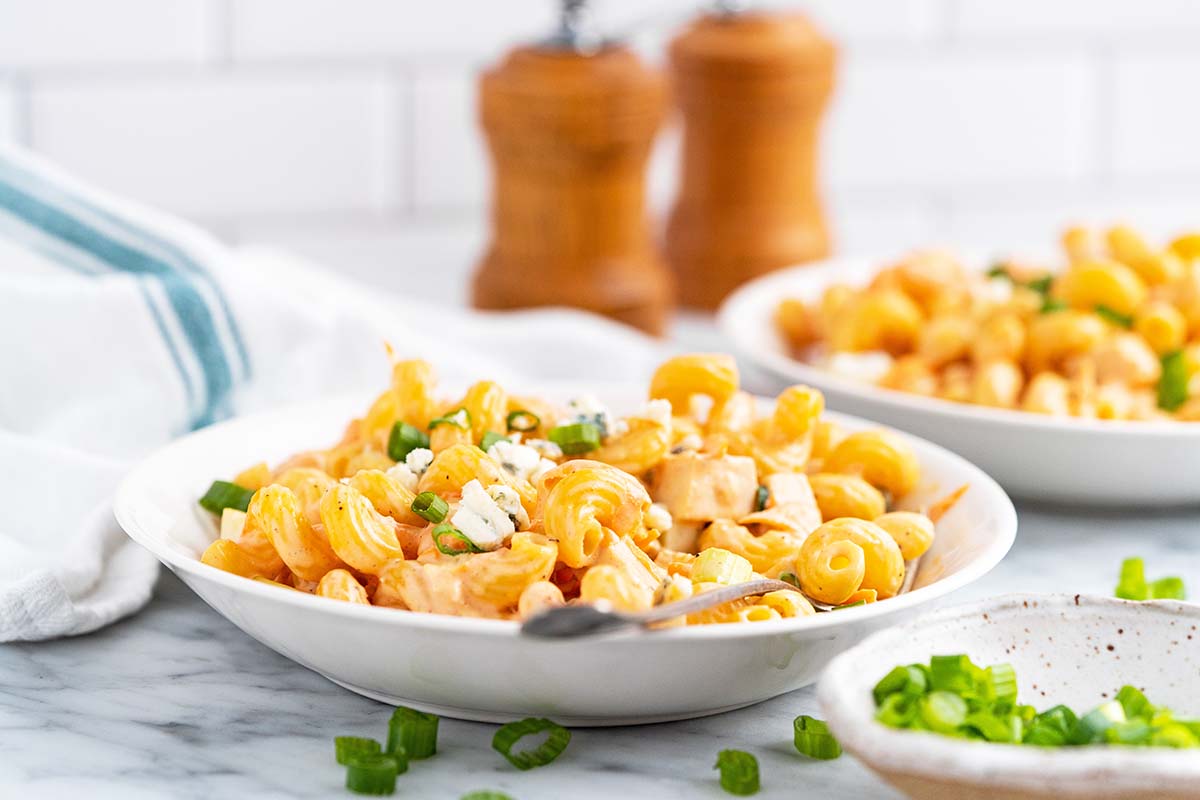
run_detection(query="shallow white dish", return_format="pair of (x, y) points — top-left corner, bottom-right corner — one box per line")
(114, 386), (1016, 725)
(718, 258), (1200, 506)
(818, 593), (1200, 799)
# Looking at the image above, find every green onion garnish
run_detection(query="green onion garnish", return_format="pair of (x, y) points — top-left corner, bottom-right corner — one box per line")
(1157, 350), (1189, 412)
(460, 793), (514, 800)
(335, 736), (382, 766)
(1095, 305), (1134, 327)
(874, 654), (1200, 750)
(793, 715), (841, 760)
(480, 431), (509, 451)
(428, 407), (471, 431)
(411, 492), (449, 524)
(547, 422), (602, 455)
(1040, 296), (1068, 314)
(386, 706), (438, 760)
(1115, 556), (1148, 600)
(986, 263), (1010, 279)
(506, 410), (540, 433)
(713, 749), (759, 795)
(388, 421), (430, 462)
(1114, 556), (1186, 601)
(198, 480), (255, 514)
(754, 485), (769, 512)
(344, 753), (400, 795)
(1151, 576), (1187, 600)
(778, 572), (800, 589)
(432, 523), (484, 556)
(492, 718), (570, 771)
(1026, 275), (1054, 296)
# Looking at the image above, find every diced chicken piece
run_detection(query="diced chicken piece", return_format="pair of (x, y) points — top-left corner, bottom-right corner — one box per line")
(739, 473), (821, 536)
(650, 452), (758, 523)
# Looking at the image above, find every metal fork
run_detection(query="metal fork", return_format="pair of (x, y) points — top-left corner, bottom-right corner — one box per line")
(521, 557), (921, 638)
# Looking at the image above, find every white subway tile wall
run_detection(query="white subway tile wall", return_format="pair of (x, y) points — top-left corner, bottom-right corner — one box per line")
(2, 0), (1197, 296)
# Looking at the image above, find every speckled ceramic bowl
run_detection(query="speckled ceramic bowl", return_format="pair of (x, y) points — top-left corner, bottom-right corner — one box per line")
(818, 594), (1200, 800)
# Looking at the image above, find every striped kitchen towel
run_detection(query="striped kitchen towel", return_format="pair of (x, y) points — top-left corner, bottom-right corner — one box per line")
(0, 144), (666, 641)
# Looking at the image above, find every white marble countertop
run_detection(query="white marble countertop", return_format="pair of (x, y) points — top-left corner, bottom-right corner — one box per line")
(5, 500), (1198, 800)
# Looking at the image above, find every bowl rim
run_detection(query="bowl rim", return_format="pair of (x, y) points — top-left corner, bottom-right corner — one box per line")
(817, 592), (1200, 790)
(718, 256), (1200, 439)
(113, 389), (1017, 643)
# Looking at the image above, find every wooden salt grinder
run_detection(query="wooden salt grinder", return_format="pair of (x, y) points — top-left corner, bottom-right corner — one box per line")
(471, 0), (672, 334)
(665, 9), (837, 309)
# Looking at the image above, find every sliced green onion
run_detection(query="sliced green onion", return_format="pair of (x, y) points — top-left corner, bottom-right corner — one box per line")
(460, 793), (514, 800)
(1152, 723), (1200, 748)
(547, 422), (602, 455)
(873, 664), (928, 705)
(754, 485), (769, 512)
(1095, 305), (1134, 328)
(985, 663), (1018, 707)
(1116, 685), (1153, 720)
(428, 407), (471, 431)
(1115, 556), (1148, 600)
(388, 421), (429, 461)
(1040, 296), (1068, 314)
(921, 691), (968, 733)
(876, 693), (919, 728)
(506, 409), (540, 433)
(1026, 275), (1054, 296)
(986, 263), (1010, 279)
(1158, 350), (1189, 412)
(492, 718), (570, 771)
(1024, 722), (1068, 747)
(965, 710), (1019, 743)
(480, 431), (509, 451)
(411, 491), (449, 524)
(1070, 700), (1126, 744)
(336, 736), (382, 766)
(713, 749), (759, 795)
(929, 654), (976, 694)
(198, 480), (255, 514)
(345, 753), (400, 795)
(834, 599), (867, 610)
(1150, 576), (1187, 600)
(432, 523), (484, 556)
(386, 706), (439, 760)
(1106, 719), (1154, 745)
(793, 715), (841, 760)
(778, 572), (800, 589)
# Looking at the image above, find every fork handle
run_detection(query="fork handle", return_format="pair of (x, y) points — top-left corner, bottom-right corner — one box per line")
(626, 578), (801, 625)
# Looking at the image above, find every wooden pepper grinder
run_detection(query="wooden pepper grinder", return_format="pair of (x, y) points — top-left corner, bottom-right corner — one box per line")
(471, 0), (672, 334)
(665, 3), (837, 309)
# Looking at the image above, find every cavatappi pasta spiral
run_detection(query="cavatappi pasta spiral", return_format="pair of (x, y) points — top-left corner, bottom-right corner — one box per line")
(198, 354), (954, 625)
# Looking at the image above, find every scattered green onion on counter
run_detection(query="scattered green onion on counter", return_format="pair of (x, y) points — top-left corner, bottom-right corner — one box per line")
(460, 792), (514, 800)
(506, 409), (540, 433)
(492, 718), (571, 771)
(874, 653), (1200, 748)
(344, 753), (402, 795)
(386, 706), (438, 760)
(335, 736), (382, 765)
(387, 421), (429, 461)
(410, 491), (449, 524)
(198, 480), (255, 514)
(713, 749), (759, 796)
(793, 715), (841, 760)
(1114, 557), (1187, 601)
(547, 422), (602, 455)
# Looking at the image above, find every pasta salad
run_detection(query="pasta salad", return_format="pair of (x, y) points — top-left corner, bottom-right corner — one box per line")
(197, 353), (950, 625)
(776, 225), (1200, 421)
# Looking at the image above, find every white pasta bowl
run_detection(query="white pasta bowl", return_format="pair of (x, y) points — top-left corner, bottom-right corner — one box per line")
(114, 386), (1016, 726)
(718, 258), (1200, 506)
(818, 593), (1200, 799)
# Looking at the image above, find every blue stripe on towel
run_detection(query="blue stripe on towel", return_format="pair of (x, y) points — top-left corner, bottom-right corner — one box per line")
(0, 180), (233, 428)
